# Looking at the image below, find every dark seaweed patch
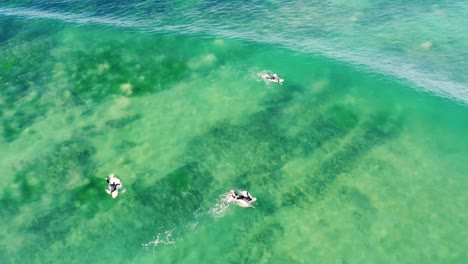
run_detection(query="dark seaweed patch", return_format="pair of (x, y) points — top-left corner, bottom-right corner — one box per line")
(56, 31), (193, 104)
(79, 124), (103, 137)
(339, 186), (376, 213)
(132, 162), (214, 227)
(114, 140), (138, 153)
(279, 185), (308, 208)
(0, 17), (23, 44)
(183, 82), (401, 211)
(0, 28), (57, 142)
(338, 186), (377, 234)
(185, 104), (297, 181)
(105, 114), (142, 128)
(226, 219), (285, 263)
(290, 111), (356, 157)
(186, 99), (359, 180)
(285, 113), (402, 206)
(2, 110), (38, 142)
(0, 136), (97, 260)
(0, 40), (53, 104)
(327, 105), (359, 130)
(1, 137), (95, 212)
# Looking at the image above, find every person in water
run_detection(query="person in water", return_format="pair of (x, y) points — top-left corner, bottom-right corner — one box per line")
(266, 73), (278, 81)
(230, 190), (253, 202)
(107, 179), (120, 193)
(106, 174), (121, 196)
(238, 191), (253, 201)
(265, 73), (283, 84)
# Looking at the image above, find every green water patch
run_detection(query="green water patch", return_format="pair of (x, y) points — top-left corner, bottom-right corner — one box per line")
(222, 216), (288, 263)
(0, 136), (97, 214)
(2, 108), (42, 143)
(183, 82), (302, 181)
(338, 186), (376, 213)
(49, 27), (232, 105)
(149, 206), (300, 263)
(0, 17), (23, 44)
(281, 111), (402, 207)
(0, 21), (59, 142)
(0, 136), (98, 262)
(1, 22), (248, 143)
(105, 113), (142, 128)
(338, 185), (377, 234)
(282, 104), (359, 157)
(114, 139), (139, 153)
(184, 107), (294, 189)
(180, 82), (374, 217)
(131, 162), (214, 228)
(184, 89), (361, 177)
(41, 162), (217, 262)
(0, 133), (216, 262)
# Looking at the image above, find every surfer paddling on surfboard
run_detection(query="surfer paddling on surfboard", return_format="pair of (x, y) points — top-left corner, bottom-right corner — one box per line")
(261, 72), (284, 84)
(106, 174), (124, 199)
(228, 189), (257, 208)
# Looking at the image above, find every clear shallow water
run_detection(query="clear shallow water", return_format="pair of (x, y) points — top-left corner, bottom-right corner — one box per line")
(0, 1), (467, 263)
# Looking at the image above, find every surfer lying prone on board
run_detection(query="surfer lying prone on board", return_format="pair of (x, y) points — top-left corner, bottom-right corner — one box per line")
(228, 190), (257, 208)
(106, 174), (123, 199)
(262, 73), (284, 84)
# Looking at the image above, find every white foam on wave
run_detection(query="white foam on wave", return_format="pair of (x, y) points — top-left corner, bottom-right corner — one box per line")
(0, 7), (137, 28)
(141, 193), (235, 251)
(207, 192), (233, 219)
(2, 6), (466, 104)
(142, 228), (176, 253)
(0, 7), (191, 33)
(202, 26), (468, 105)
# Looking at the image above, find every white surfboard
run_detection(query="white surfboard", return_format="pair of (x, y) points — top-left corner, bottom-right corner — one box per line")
(106, 174), (123, 199)
(261, 73), (284, 84)
(235, 197), (256, 208)
(227, 190), (256, 208)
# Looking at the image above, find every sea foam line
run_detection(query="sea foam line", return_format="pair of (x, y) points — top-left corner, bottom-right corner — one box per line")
(0, 7), (138, 28)
(200, 26), (468, 105)
(1, 6), (467, 105)
(0, 7), (190, 32)
(142, 228), (176, 253)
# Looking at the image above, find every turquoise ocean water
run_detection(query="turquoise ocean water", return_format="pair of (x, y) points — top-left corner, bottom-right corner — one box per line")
(0, 1), (467, 263)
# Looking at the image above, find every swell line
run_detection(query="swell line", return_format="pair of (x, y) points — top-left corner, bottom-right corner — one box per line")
(0, 7), (138, 28)
(1, 6), (467, 105)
